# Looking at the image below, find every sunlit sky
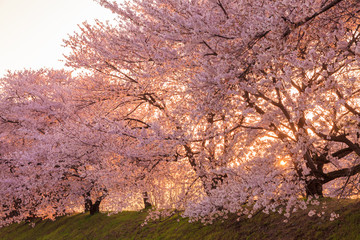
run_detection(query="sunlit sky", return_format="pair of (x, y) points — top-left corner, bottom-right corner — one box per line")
(0, 0), (115, 77)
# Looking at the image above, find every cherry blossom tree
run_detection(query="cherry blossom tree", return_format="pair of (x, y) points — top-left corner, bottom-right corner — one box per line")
(0, 69), (177, 225)
(0, 70), (134, 224)
(64, 0), (360, 219)
(0, 69), (75, 224)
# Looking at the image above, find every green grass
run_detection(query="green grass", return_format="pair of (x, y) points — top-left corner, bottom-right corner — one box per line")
(1, 199), (360, 240)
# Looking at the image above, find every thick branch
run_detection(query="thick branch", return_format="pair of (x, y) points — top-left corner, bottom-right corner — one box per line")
(324, 163), (360, 183)
(295, 0), (345, 28)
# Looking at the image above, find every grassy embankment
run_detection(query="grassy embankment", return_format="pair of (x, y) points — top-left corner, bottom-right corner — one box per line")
(0, 199), (359, 240)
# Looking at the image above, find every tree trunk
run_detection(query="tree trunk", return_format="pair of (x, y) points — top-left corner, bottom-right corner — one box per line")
(85, 199), (101, 215)
(143, 192), (152, 209)
(306, 179), (323, 197)
(83, 188), (107, 215)
(89, 200), (101, 215)
(84, 198), (92, 212)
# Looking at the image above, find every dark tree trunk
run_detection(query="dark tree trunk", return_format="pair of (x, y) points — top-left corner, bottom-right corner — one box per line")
(83, 187), (107, 215)
(84, 193), (106, 215)
(143, 192), (152, 209)
(85, 199), (102, 215)
(84, 198), (92, 212)
(306, 179), (323, 197)
(304, 152), (325, 198)
(89, 200), (101, 215)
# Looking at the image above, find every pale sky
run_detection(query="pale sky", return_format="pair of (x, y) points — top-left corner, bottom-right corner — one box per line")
(0, 0), (115, 77)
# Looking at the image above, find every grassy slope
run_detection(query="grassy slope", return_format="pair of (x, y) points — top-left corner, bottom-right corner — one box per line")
(0, 199), (359, 240)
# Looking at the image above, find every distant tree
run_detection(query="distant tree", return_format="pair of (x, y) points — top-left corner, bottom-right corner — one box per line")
(0, 70), (127, 223)
(0, 69), (171, 225)
(0, 70), (74, 224)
